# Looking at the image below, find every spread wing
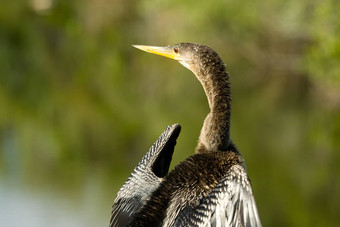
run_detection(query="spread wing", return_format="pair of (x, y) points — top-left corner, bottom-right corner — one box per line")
(109, 124), (181, 227)
(175, 165), (261, 227)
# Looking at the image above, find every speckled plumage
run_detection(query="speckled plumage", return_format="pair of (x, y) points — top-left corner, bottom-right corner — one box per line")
(128, 144), (243, 226)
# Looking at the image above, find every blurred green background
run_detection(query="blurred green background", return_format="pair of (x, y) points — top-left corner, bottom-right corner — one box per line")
(1, 0), (340, 226)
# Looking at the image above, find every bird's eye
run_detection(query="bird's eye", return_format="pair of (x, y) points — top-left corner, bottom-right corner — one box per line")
(174, 48), (179, 54)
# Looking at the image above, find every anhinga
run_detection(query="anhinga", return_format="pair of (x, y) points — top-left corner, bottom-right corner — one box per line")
(110, 43), (261, 227)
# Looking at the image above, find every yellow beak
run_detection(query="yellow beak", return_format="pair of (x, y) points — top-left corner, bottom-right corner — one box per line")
(133, 45), (182, 60)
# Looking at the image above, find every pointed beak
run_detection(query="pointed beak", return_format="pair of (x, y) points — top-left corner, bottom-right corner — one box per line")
(133, 45), (182, 60)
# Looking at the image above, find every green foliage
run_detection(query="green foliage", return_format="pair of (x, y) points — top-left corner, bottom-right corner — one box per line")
(305, 0), (340, 85)
(0, 0), (339, 226)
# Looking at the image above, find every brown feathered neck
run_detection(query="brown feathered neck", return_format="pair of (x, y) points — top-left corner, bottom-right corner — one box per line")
(187, 49), (231, 154)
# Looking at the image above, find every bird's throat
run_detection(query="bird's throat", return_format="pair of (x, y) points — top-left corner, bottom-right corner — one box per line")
(195, 68), (231, 154)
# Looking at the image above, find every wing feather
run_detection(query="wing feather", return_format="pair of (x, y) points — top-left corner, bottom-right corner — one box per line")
(175, 165), (261, 227)
(109, 124), (181, 227)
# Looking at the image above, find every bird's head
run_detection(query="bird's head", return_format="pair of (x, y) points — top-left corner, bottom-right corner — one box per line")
(133, 43), (224, 78)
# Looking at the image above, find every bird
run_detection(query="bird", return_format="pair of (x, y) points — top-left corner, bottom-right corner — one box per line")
(110, 124), (181, 227)
(110, 43), (262, 227)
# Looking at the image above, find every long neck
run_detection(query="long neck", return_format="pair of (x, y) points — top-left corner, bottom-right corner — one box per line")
(195, 63), (231, 153)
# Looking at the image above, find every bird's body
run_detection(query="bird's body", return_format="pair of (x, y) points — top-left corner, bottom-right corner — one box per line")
(110, 43), (261, 227)
(129, 146), (244, 226)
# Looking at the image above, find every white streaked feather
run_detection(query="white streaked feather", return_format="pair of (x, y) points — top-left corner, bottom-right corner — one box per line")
(110, 124), (180, 227)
